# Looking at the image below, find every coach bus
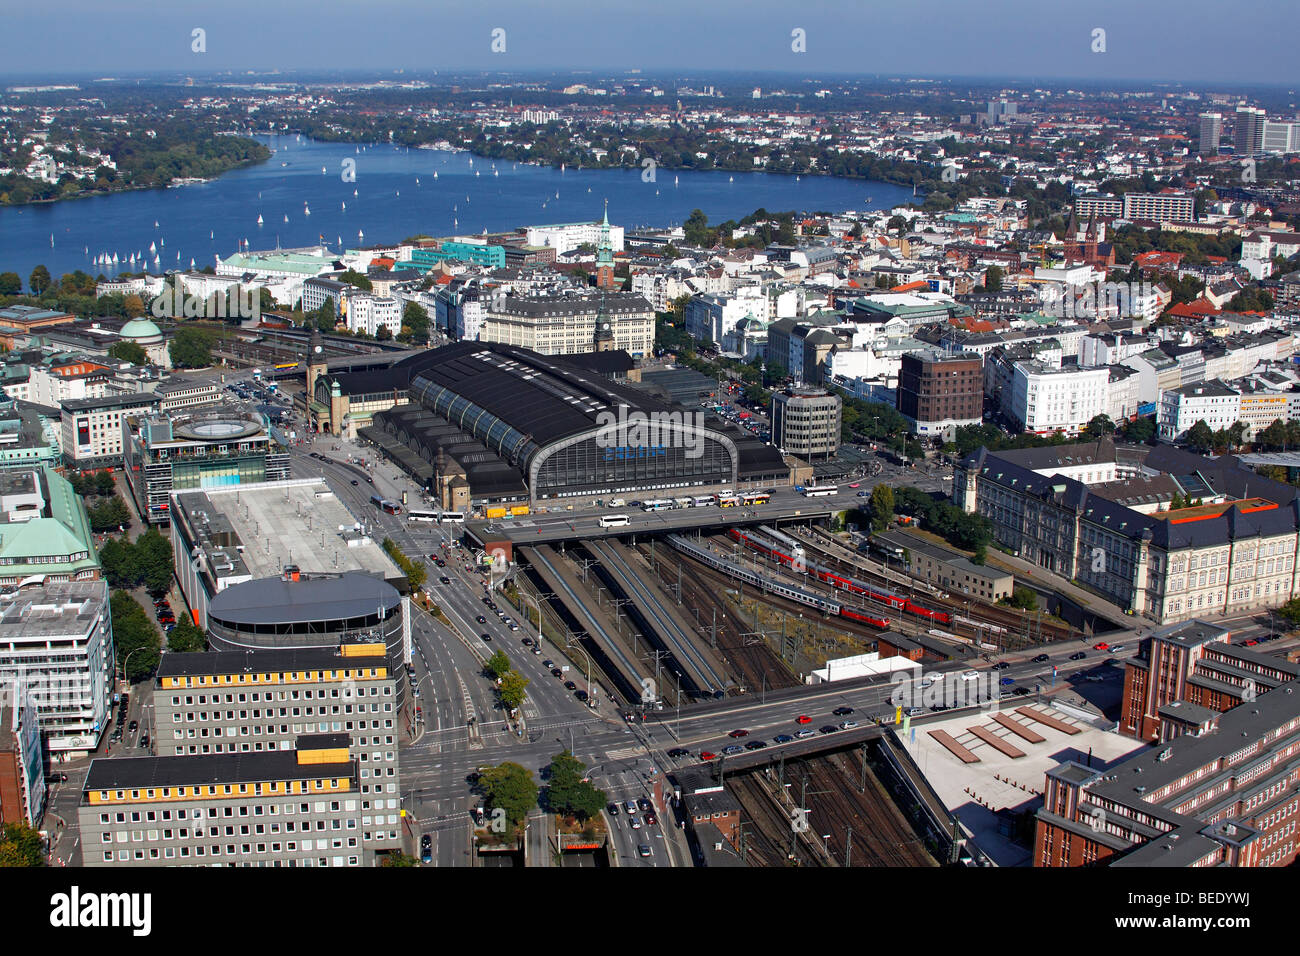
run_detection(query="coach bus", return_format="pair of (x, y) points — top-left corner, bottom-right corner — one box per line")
(407, 509), (439, 524)
(438, 511), (465, 524)
(802, 484), (838, 498)
(370, 494), (401, 515)
(598, 514), (631, 528)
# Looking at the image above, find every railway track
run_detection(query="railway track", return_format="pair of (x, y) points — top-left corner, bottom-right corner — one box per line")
(636, 542), (801, 694)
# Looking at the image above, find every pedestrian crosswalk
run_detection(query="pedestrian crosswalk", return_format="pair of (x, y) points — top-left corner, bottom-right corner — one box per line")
(604, 745), (649, 761)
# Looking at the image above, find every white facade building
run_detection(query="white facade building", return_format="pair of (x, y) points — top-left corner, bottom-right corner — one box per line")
(1157, 381), (1241, 442)
(1010, 363), (1110, 436)
(346, 294), (402, 338)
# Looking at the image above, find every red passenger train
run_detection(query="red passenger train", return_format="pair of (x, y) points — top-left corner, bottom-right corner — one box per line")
(726, 528), (951, 627)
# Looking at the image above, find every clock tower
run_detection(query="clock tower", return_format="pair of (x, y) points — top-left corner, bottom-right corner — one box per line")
(306, 326), (327, 402)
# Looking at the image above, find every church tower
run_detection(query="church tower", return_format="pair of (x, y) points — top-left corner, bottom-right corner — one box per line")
(593, 291), (615, 352)
(595, 199), (616, 290)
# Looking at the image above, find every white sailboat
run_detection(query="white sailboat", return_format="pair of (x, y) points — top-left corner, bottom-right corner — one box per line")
(341, 201), (346, 211)
(353, 188), (358, 196)
(358, 229), (364, 239)
(284, 214), (289, 223)
(674, 175), (679, 185)
(50, 233), (54, 248)
(257, 214), (264, 225)
(304, 203), (311, 216)
(160, 237), (164, 247)
(453, 218), (457, 227)
(190, 258), (195, 269)
(475, 170), (479, 177)
(416, 177), (420, 185)
(493, 169), (498, 177)
(149, 241), (157, 254)
(154, 220), (159, 228)
(321, 166), (326, 174)
(729, 175), (734, 182)
(433, 171), (438, 180)
(561, 163), (565, 173)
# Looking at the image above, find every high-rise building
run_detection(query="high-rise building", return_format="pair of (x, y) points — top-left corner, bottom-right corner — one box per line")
(1262, 120), (1300, 155)
(1198, 112), (1222, 155)
(0, 679), (46, 826)
(1235, 105), (1266, 155)
(897, 350), (983, 440)
(771, 387), (842, 460)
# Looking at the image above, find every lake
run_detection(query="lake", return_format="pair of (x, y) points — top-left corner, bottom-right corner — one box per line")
(0, 134), (914, 283)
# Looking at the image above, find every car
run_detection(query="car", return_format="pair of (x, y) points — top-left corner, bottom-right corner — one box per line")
(521, 637), (534, 646)
(700, 751), (717, 761)
(638, 845), (652, 858)
(1093, 641), (1110, 651)
(1244, 638), (1260, 646)
(1069, 652), (1087, 661)
(625, 800), (637, 813)
(543, 659), (554, 668)
(128, 720), (138, 732)
(667, 747), (690, 759)
(420, 846), (433, 864)
(508, 623), (520, 631)
(773, 733), (794, 743)
(1110, 644), (1126, 653)
(961, 671), (980, 681)
(351, 479), (359, 486)
(728, 729), (749, 738)
(476, 615), (487, 624)
(139, 734), (150, 747)
(439, 576), (451, 584)
(481, 596), (491, 604)
(607, 802), (620, 815)
(744, 740), (767, 750)
(564, 680), (577, 690)
(645, 813), (658, 825)
(848, 482), (860, 488)
(434, 558), (446, 568)
(795, 715), (812, 724)
(630, 818), (642, 829)
(481, 633), (492, 642)
(991, 661), (1010, 670)
(840, 719), (860, 729)
(857, 490), (870, 497)
(721, 744), (744, 756)
(1000, 676), (1015, 685)
(795, 729), (816, 739)
(1013, 686), (1031, 696)
(551, 668), (563, 678)
(575, 690), (588, 702)
(930, 704), (950, 712)
(1032, 654), (1050, 663)
(163, 623), (176, 632)
(832, 706), (855, 716)
(637, 797), (651, 811)
(819, 725), (839, 734)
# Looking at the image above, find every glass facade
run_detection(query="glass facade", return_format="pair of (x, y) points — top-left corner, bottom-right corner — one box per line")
(533, 435), (734, 498)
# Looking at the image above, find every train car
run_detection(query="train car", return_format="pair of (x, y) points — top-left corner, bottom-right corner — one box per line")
(839, 608), (892, 629)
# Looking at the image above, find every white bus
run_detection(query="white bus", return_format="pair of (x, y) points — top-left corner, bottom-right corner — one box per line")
(642, 499), (675, 512)
(598, 514), (631, 528)
(438, 511), (465, 524)
(692, 495), (716, 507)
(407, 509), (439, 524)
(803, 484), (839, 498)
(673, 497), (694, 508)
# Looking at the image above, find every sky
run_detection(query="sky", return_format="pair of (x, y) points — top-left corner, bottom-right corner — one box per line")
(0, 0), (1296, 88)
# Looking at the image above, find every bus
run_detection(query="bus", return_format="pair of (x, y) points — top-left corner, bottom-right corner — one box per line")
(673, 497), (694, 508)
(803, 484), (838, 498)
(438, 512), (465, 524)
(598, 514), (630, 528)
(273, 361), (298, 371)
(407, 509), (439, 523)
(642, 499), (675, 512)
(692, 495), (716, 508)
(718, 496), (740, 508)
(370, 494), (401, 515)
(741, 492), (771, 506)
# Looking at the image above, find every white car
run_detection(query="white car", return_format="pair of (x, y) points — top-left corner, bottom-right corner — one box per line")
(961, 671), (980, 681)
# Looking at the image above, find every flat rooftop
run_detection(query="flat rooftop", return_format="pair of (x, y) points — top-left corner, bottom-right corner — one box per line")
(0, 579), (107, 639)
(897, 703), (1148, 867)
(172, 478), (401, 584)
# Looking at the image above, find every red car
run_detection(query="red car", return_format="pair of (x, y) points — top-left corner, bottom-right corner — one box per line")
(1243, 639), (1260, 646)
(1093, 641), (1110, 651)
(728, 729), (749, 738)
(848, 482), (860, 489)
(795, 715), (812, 724)
(700, 751), (717, 761)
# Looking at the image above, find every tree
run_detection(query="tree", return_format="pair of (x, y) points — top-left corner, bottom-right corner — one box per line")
(544, 750), (606, 821)
(167, 615), (206, 653)
(28, 265), (51, 296)
(0, 821), (44, 867)
(169, 327), (214, 369)
(123, 294), (145, 318)
(1121, 415), (1156, 444)
(1083, 414), (1115, 440)
(108, 339), (148, 365)
(88, 495), (131, 533)
(0, 272), (20, 296)
(339, 269), (373, 292)
(94, 470), (117, 496)
(984, 264), (1003, 292)
(401, 301), (431, 344)
(868, 484), (894, 532)
(98, 537), (137, 589)
(485, 650), (511, 680)
(380, 852), (419, 867)
(314, 298), (336, 333)
(477, 762), (538, 837)
(1185, 420), (1215, 454)
(1279, 597), (1300, 627)
(135, 527), (175, 595)
(498, 669), (529, 712)
(1000, 586), (1038, 611)
(110, 591), (161, 682)
(376, 325), (393, 342)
